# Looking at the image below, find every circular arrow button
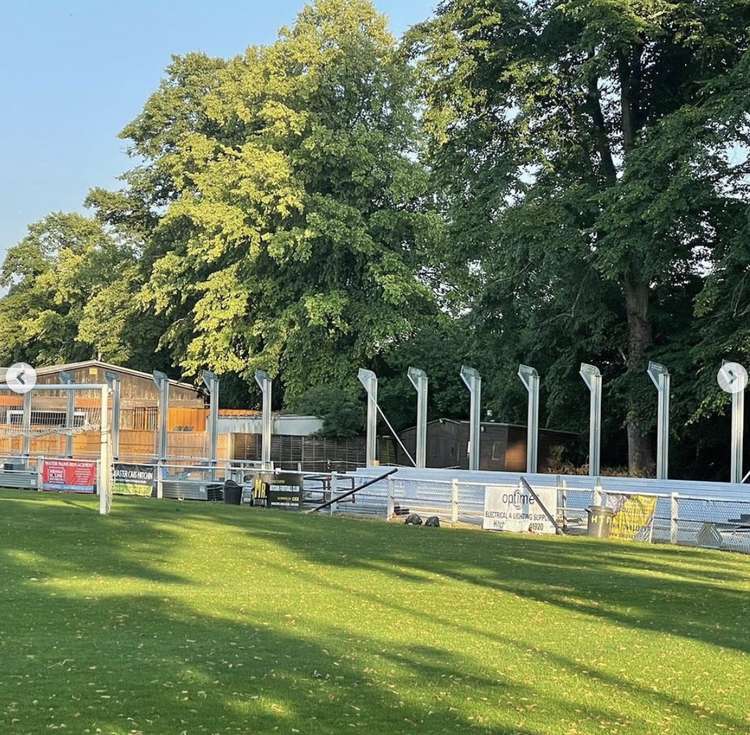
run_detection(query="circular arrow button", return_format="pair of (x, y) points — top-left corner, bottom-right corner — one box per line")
(6, 362), (37, 395)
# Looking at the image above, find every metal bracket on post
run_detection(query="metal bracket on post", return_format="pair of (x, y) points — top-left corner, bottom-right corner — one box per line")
(407, 367), (428, 469)
(104, 371), (121, 462)
(152, 371), (170, 463)
(59, 371), (75, 458)
(254, 370), (273, 470)
(518, 365), (539, 474)
(647, 361), (670, 480)
(579, 363), (602, 477)
(201, 371), (220, 476)
(460, 366), (482, 471)
(358, 368), (378, 467)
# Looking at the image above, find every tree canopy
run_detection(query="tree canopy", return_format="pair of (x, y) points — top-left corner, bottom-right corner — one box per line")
(407, 0), (750, 473)
(2, 0), (750, 478)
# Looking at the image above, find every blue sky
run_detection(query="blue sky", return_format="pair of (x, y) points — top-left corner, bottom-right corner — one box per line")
(0, 0), (436, 262)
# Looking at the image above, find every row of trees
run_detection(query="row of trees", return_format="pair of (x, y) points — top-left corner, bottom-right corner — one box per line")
(2, 0), (749, 478)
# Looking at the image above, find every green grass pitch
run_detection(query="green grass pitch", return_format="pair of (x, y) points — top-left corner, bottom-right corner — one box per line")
(0, 489), (748, 734)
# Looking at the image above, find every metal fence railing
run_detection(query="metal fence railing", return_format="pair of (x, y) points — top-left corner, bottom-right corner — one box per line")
(4, 455), (750, 555)
(335, 469), (750, 554)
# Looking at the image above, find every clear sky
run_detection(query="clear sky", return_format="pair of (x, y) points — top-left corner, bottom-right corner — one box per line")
(0, 0), (436, 262)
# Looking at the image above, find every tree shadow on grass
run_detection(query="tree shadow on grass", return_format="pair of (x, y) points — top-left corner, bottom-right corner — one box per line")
(1, 491), (749, 734)
(221, 508), (750, 654)
(0, 492), (566, 733)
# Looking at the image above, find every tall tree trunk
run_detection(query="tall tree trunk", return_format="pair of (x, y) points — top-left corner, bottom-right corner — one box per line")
(624, 274), (654, 474)
(619, 44), (650, 474)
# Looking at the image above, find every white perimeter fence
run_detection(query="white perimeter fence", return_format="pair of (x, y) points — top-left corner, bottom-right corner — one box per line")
(3, 455), (750, 554)
(329, 466), (750, 554)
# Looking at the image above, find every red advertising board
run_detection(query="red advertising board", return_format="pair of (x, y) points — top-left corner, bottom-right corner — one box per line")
(40, 458), (98, 494)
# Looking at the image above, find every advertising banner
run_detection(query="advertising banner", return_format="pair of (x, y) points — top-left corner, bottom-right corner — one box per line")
(113, 463), (155, 497)
(483, 484), (558, 534)
(40, 458), (97, 494)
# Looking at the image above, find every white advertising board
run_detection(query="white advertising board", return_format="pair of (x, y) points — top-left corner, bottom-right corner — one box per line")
(483, 485), (558, 534)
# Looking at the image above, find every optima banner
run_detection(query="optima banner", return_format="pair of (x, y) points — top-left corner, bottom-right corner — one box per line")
(483, 485), (558, 534)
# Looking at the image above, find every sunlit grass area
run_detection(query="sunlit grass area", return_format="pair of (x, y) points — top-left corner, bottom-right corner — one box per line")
(0, 489), (748, 734)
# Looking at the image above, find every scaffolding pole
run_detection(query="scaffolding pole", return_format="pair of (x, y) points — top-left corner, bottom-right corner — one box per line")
(255, 370), (273, 469)
(580, 363), (602, 477)
(104, 371), (121, 461)
(59, 370), (75, 458)
(358, 368), (378, 466)
(518, 364), (539, 474)
(460, 366), (482, 471)
(202, 370), (220, 474)
(152, 371), (169, 461)
(647, 361), (670, 480)
(407, 367), (428, 468)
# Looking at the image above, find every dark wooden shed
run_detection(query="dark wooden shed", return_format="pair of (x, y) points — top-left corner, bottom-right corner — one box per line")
(396, 419), (582, 472)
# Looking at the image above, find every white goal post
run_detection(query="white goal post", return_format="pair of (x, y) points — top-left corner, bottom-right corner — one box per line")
(0, 382), (113, 515)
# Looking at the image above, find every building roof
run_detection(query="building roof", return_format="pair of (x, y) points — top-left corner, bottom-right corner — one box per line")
(1, 360), (200, 393)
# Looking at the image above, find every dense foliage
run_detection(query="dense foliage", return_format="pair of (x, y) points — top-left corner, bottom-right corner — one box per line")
(407, 0), (750, 474)
(2, 0), (749, 478)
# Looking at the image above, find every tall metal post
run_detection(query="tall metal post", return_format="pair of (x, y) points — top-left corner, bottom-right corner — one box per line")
(105, 372), (121, 462)
(731, 384), (745, 484)
(60, 370), (75, 457)
(647, 361), (670, 480)
(358, 368), (378, 466)
(202, 371), (220, 472)
(254, 370), (273, 469)
(21, 390), (32, 459)
(518, 364), (539, 474)
(99, 384), (111, 515)
(718, 361), (747, 484)
(460, 366), (482, 471)
(152, 371), (170, 462)
(579, 363), (602, 477)
(407, 367), (428, 468)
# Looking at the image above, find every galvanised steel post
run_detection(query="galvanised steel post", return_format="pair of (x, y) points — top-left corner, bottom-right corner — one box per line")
(152, 371), (170, 462)
(104, 371), (121, 461)
(99, 383), (111, 515)
(254, 370), (273, 469)
(717, 361), (747, 483)
(59, 370), (75, 458)
(732, 384), (745, 484)
(201, 370), (220, 474)
(407, 367), (428, 469)
(460, 366), (482, 471)
(21, 390), (32, 459)
(357, 368), (378, 466)
(518, 364), (539, 474)
(647, 361), (670, 480)
(579, 363), (602, 477)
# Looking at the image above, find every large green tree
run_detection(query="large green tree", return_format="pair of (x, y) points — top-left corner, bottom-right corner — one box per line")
(409, 0), (750, 473)
(90, 0), (442, 405)
(0, 212), (159, 367)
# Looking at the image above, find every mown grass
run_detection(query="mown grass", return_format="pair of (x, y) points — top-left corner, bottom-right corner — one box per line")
(0, 489), (748, 734)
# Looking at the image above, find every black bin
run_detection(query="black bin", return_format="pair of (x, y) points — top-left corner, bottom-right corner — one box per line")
(223, 480), (243, 505)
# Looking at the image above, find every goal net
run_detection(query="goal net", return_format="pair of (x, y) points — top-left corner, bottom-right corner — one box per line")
(0, 381), (113, 515)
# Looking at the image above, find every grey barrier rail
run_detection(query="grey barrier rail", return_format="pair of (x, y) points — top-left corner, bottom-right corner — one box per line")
(5, 456), (750, 554)
(340, 466), (750, 553)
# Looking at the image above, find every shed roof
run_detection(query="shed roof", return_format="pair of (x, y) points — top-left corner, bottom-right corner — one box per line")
(1, 360), (199, 393)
